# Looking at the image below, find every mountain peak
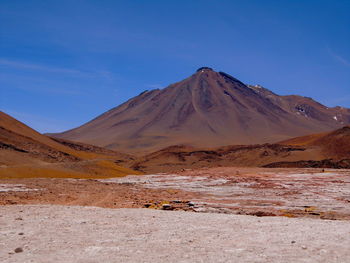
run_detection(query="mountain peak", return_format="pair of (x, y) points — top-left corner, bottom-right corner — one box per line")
(196, 66), (214, 72)
(52, 68), (350, 154)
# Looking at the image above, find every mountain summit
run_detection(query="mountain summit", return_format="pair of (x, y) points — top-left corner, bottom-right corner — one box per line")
(52, 68), (350, 154)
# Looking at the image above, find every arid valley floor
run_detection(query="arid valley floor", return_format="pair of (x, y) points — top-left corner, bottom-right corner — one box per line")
(1, 167), (350, 262)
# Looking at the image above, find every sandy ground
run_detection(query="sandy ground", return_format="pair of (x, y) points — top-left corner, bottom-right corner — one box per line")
(1, 205), (350, 263)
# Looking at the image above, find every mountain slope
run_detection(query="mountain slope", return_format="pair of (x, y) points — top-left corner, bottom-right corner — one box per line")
(0, 111), (139, 178)
(130, 144), (317, 173)
(131, 126), (350, 173)
(280, 126), (350, 159)
(52, 67), (350, 154)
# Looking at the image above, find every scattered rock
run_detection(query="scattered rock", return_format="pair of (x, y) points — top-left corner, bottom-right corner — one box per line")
(291, 240), (296, 244)
(144, 203), (152, 208)
(18, 233), (24, 235)
(162, 204), (173, 210)
(310, 212), (321, 216)
(14, 247), (23, 253)
(250, 211), (276, 217)
(188, 201), (195, 207)
(15, 217), (23, 221)
(302, 246), (307, 250)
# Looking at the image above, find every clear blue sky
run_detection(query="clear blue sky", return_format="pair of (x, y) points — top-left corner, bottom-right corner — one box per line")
(1, 0), (349, 132)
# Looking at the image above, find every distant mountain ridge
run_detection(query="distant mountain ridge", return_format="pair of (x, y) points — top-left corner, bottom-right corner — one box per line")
(51, 67), (350, 154)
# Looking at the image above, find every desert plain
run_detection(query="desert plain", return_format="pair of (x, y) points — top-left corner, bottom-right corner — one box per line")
(1, 167), (350, 262)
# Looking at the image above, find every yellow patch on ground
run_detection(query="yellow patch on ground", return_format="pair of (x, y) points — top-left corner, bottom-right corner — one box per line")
(0, 161), (141, 179)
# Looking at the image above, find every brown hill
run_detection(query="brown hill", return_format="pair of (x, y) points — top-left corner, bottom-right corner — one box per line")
(52, 67), (350, 154)
(130, 144), (320, 173)
(0, 111), (139, 178)
(280, 126), (350, 159)
(131, 126), (350, 173)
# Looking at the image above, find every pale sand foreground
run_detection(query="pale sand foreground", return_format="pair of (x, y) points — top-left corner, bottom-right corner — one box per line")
(1, 205), (350, 263)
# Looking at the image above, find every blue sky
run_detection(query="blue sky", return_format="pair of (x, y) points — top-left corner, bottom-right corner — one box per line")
(1, 0), (349, 133)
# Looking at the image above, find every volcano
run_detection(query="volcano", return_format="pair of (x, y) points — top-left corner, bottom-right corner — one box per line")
(52, 67), (350, 154)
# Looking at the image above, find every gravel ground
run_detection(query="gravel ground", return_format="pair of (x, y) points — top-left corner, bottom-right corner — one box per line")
(101, 169), (350, 218)
(2, 168), (349, 219)
(1, 205), (350, 263)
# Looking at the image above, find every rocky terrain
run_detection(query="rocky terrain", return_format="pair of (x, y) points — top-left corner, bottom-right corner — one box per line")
(1, 167), (349, 220)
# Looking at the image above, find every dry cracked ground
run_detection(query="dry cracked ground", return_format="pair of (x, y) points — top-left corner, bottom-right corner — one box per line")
(1, 167), (350, 262)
